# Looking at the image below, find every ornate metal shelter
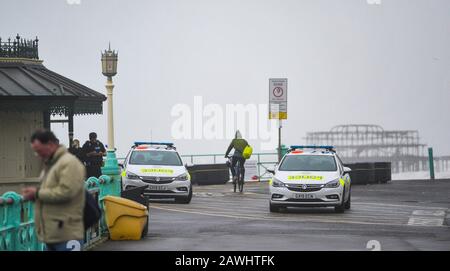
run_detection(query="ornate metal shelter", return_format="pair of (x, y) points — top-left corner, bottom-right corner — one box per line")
(0, 34), (106, 145)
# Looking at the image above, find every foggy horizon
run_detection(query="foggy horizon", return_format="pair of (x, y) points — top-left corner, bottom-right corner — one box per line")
(2, 0), (449, 157)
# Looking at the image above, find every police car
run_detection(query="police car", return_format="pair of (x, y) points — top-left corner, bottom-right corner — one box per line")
(121, 142), (192, 204)
(269, 146), (351, 213)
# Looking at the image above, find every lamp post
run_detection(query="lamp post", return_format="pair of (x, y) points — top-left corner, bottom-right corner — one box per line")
(101, 43), (121, 196)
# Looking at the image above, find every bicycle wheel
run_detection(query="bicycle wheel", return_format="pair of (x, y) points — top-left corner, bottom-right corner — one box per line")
(237, 161), (244, 193)
(235, 161), (240, 193)
(239, 177), (244, 193)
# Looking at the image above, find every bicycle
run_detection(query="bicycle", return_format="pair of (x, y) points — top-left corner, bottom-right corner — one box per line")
(227, 156), (244, 193)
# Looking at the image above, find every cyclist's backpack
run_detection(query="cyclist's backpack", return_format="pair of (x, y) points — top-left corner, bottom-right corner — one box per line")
(84, 190), (101, 230)
(243, 144), (253, 159)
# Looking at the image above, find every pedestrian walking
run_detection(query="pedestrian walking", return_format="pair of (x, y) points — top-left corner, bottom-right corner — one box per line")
(22, 129), (86, 251)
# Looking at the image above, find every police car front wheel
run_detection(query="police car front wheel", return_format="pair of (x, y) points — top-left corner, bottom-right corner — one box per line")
(269, 202), (279, 213)
(334, 190), (347, 213)
(345, 189), (351, 210)
(175, 186), (192, 204)
(269, 202), (285, 213)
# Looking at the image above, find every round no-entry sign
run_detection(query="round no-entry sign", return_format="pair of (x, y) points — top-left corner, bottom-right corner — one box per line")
(273, 87), (283, 98)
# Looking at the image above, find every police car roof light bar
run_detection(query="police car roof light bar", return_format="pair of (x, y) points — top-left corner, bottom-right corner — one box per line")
(290, 145), (335, 152)
(134, 141), (174, 147)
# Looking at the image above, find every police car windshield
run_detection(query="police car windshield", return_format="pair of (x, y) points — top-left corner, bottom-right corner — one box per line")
(279, 155), (337, 171)
(129, 150), (182, 166)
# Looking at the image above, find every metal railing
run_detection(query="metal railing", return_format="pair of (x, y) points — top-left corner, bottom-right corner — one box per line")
(0, 175), (120, 251)
(0, 192), (44, 251)
(0, 35), (39, 59)
(179, 153), (278, 181)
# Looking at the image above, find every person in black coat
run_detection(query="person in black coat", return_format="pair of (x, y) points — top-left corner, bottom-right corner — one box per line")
(68, 139), (84, 163)
(81, 132), (106, 178)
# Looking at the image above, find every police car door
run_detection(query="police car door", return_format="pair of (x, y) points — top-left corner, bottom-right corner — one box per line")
(336, 155), (350, 200)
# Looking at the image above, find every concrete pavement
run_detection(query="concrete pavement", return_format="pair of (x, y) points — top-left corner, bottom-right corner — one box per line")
(95, 179), (450, 251)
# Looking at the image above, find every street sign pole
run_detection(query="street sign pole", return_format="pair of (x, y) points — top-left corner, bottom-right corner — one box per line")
(278, 119), (282, 162)
(269, 78), (287, 162)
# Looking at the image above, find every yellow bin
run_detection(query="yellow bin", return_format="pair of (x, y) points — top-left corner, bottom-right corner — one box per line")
(103, 196), (149, 241)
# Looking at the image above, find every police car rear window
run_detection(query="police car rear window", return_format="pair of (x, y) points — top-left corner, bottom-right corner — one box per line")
(129, 150), (183, 166)
(279, 155), (337, 171)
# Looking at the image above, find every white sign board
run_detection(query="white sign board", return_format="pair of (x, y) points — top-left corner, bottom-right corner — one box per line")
(269, 78), (287, 119)
(244, 160), (258, 182)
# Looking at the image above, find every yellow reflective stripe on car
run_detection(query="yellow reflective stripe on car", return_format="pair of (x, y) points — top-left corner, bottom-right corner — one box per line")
(339, 178), (345, 186)
(287, 175), (323, 180)
(140, 168), (174, 174)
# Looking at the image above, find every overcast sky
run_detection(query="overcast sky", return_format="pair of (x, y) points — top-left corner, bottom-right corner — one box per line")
(2, 0), (449, 157)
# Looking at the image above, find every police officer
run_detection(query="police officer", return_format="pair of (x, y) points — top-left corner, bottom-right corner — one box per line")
(82, 132), (106, 178)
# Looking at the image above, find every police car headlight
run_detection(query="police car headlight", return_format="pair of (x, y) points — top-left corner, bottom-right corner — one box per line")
(272, 178), (287, 188)
(126, 172), (141, 180)
(324, 179), (340, 188)
(175, 173), (189, 181)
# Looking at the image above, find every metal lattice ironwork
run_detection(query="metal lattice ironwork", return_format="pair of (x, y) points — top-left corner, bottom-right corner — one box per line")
(305, 124), (450, 173)
(0, 34), (39, 59)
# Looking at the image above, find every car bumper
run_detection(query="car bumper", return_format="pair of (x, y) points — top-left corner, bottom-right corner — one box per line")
(269, 186), (344, 207)
(123, 178), (191, 198)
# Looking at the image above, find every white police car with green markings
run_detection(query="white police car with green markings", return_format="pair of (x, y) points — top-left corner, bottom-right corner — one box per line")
(121, 142), (192, 204)
(269, 146), (351, 213)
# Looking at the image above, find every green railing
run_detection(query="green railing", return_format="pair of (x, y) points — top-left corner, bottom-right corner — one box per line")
(0, 174), (121, 251)
(0, 192), (44, 251)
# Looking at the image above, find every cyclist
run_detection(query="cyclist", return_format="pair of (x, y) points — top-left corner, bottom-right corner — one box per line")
(224, 130), (249, 185)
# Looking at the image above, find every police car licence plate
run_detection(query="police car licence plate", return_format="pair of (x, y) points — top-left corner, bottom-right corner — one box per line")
(295, 193), (315, 199)
(148, 185), (168, 191)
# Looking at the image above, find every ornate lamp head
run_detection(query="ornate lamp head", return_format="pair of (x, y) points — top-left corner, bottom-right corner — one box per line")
(101, 43), (118, 78)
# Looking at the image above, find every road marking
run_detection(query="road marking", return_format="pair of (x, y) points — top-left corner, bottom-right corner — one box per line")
(407, 217), (444, 227)
(411, 210), (446, 216)
(193, 192), (447, 210)
(150, 205), (431, 227)
(408, 209), (446, 227)
(190, 199), (416, 215)
(171, 198), (425, 220)
(193, 192), (225, 197)
(153, 204), (409, 224)
(170, 201), (411, 219)
(349, 202), (447, 210)
(151, 186), (448, 228)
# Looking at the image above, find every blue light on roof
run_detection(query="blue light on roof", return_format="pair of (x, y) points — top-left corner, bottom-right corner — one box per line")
(290, 145), (335, 150)
(134, 141), (174, 147)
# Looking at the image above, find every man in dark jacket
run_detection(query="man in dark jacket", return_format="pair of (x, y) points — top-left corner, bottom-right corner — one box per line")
(81, 132), (106, 178)
(225, 130), (249, 183)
